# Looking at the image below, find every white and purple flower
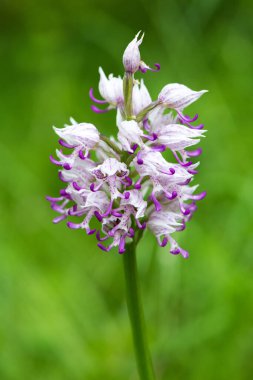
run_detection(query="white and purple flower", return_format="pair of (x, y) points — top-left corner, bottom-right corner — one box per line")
(47, 32), (207, 258)
(89, 67), (124, 114)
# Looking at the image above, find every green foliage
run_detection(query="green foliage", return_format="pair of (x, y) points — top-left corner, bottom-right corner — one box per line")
(0, 0), (253, 379)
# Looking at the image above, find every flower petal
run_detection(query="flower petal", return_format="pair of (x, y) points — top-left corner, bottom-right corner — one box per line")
(158, 83), (207, 110)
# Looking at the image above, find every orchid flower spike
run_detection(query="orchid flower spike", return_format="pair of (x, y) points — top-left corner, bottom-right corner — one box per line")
(47, 32), (207, 257)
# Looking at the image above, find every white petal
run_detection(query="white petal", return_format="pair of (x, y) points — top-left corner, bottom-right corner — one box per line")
(132, 79), (152, 115)
(149, 108), (176, 130)
(53, 122), (99, 148)
(156, 124), (205, 150)
(158, 83), (207, 110)
(92, 158), (129, 177)
(121, 189), (147, 219)
(148, 209), (182, 236)
(66, 184), (89, 207)
(98, 67), (123, 105)
(60, 156), (95, 186)
(85, 191), (109, 212)
(117, 120), (143, 152)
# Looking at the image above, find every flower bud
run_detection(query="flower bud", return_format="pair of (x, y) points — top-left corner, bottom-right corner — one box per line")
(123, 31), (144, 73)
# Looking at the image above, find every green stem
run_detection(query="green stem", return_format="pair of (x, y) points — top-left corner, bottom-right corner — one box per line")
(123, 72), (134, 119)
(123, 243), (156, 380)
(100, 134), (122, 155)
(136, 101), (160, 122)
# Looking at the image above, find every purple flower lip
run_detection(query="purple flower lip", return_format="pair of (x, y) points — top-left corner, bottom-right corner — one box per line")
(183, 114), (199, 123)
(94, 210), (103, 222)
(150, 193), (162, 212)
(124, 191), (130, 200)
(176, 221), (186, 231)
(143, 118), (151, 131)
(186, 148), (202, 157)
(68, 208), (83, 216)
(178, 178), (191, 186)
(96, 231), (109, 242)
(46, 195), (63, 202)
(127, 228), (135, 238)
(134, 176), (143, 190)
(188, 168), (198, 175)
(67, 221), (81, 229)
(180, 206), (191, 216)
(58, 171), (71, 183)
(173, 152), (192, 167)
(51, 203), (65, 213)
(143, 133), (158, 141)
(137, 151), (143, 165)
(153, 63), (161, 71)
(118, 235), (126, 254)
(160, 167), (175, 176)
(181, 161), (193, 167)
(58, 139), (76, 149)
(90, 183), (103, 192)
(97, 243), (109, 252)
(139, 63), (160, 73)
(170, 247), (189, 258)
(53, 215), (67, 224)
(59, 189), (69, 197)
(72, 182), (81, 191)
(131, 144), (138, 153)
(178, 111), (204, 130)
(151, 145), (166, 152)
(189, 191), (207, 201)
(165, 191), (177, 200)
(68, 205), (79, 215)
(125, 176), (133, 186)
(89, 88), (107, 104)
(181, 249), (189, 259)
(87, 228), (96, 235)
(136, 219), (146, 230)
(134, 183), (142, 190)
(111, 210), (123, 217)
(170, 248), (180, 255)
(49, 155), (62, 166)
(63, 163), (71, 170)
(137, 151), (144, 165)
(79, 150), (86, 160)
(108, 230), (115, 237)
(120, 176), (133, 187)
(160, 237), (168, 247)
(91, 105), (110, 114)
(98, 200), (113, 218)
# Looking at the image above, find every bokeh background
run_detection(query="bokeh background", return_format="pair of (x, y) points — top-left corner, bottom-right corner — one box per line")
(1, 0), (253, 379)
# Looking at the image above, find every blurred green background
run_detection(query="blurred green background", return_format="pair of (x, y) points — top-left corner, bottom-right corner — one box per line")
(0, 0), (253, 379)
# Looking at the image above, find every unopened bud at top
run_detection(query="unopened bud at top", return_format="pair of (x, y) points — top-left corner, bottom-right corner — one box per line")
(123, 31), (144, 73)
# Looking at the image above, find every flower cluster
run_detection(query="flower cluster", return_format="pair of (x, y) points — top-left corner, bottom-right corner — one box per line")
(47, 32), (207, 257)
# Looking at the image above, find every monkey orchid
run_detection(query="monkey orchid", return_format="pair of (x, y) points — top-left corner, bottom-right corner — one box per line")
(47, 31), (207, 380)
